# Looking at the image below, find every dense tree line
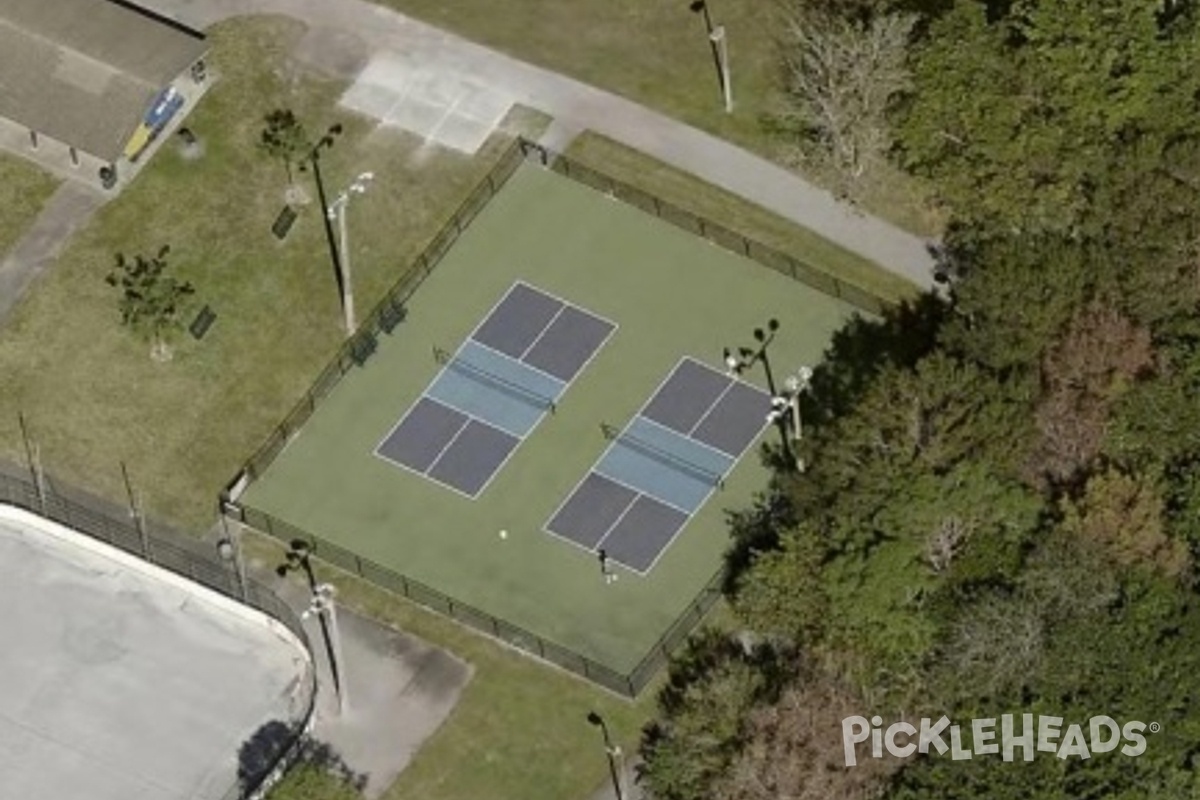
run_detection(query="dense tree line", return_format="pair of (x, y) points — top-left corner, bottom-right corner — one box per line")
(639, 1), (1200, 797)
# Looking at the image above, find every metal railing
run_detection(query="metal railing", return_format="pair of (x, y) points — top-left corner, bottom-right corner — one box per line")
(228, 503), (648, 695)
(0, 459), (316, 800)
(221, 133), (878, 696)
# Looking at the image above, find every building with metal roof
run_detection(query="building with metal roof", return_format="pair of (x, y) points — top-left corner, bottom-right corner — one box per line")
(0, 0), (209, 189)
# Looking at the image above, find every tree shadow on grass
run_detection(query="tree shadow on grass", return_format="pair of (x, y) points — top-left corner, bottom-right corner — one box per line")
(237, 720), (368, 796)
(805, 291), (946, 425)
(721, 292), (947, 593)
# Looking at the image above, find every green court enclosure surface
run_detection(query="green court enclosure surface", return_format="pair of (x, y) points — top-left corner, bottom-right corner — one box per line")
(242, 164), (862, 673)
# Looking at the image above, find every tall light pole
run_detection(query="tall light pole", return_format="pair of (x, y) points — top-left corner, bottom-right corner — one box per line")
(725, 318), (780, 395)
(586, 711), (625, 800)
(711, 25), (733, 113)
(277, 539), (347, 714)
(689, 0), (732, 113)
(327, 171), (374, 335)
(767, 366), (813, 472)
(726, 318), (797, 469)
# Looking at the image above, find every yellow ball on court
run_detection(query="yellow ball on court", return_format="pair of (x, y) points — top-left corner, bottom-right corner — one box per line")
(499, 529), (508, 539)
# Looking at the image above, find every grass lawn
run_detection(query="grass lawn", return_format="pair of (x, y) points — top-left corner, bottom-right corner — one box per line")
(239, 162), (862, 676)
(241, 530), (660, 800)
(0, 16), (658, 800)
(0, 16), (520, 531)
(0, 15), (859, 800)
(0, 154), (58, 259)
(371, 0), (941, 236)
(564, 133), (921, 306)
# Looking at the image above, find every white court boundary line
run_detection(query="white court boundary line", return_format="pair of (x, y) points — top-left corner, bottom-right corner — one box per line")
(542, 473), (641, 561)
(465, 336), (568, 391)
(477, 279), (620, 386)
(540, 356), (771, 575)
(540, 357), (718, 573)
(643, 362), (772, 575)
(372, 396), (521, 501)
(374, 281), (616, 499)
(516, 303), (568, 363)
(636, 414), (737, 465)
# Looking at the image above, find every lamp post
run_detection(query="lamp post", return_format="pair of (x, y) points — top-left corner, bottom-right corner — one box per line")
(724, 318), (780, 395)
(711, 25), (733, 113)
(689, 0), (732, 113)
(277, 539), (347, 713)
(327, 171), (374, 335)
(725, 318), (797, 468)
(767, 366), (813, 472)
(301, 124), (347, 329)
(586, 711), (625, 800)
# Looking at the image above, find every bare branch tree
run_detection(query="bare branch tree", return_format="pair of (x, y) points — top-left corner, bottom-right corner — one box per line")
(924, 515), (972, 573)
(774, 2), (915, 194)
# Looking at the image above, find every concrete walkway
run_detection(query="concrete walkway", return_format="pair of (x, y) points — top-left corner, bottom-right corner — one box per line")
(0, 182), (105, 323)
(224, 524), (473, 800)
(143, 0), (936, 289)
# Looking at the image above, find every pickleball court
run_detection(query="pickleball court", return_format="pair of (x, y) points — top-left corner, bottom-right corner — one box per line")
(546, 358), (769, 573)
(375, 281), (616, 497)
(237, 163), (864, 675)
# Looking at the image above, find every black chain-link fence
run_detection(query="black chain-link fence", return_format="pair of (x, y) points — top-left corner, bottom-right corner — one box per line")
(0, 458), (316, 800)
(222, 134), (888, 696)
(521, 138), (893, 317)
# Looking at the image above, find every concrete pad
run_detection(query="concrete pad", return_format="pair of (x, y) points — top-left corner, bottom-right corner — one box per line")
(306, 610), (473, 799)
(387, 100), (447, 138)
(337, 53), (513, 155)
(0, 505), (312, 800)
(341, 82), (403, 121)
(240, 541), (474, 800)
(407, 74), (466, 109)
(429, 114), (496, 154)
(456, 88), (514, 123)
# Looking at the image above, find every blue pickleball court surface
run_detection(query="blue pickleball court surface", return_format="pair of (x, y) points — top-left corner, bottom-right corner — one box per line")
(375, 282), (616, 497)
(545, 357), (771, 573)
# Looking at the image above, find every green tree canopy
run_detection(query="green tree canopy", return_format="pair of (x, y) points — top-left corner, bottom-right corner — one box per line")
(895, 0), (1200, 234)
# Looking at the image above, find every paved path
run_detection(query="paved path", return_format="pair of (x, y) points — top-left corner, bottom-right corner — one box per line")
(221, 523), (473, 800)
(0, 182), (105, 324)
(145, 0), (937, 290)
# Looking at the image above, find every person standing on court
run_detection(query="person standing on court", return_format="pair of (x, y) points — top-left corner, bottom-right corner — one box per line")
(598, 548), (617, 584)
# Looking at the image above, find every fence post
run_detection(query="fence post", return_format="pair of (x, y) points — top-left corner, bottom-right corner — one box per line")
(120, 461), (149, 557)
(17, 413), (46, 514)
